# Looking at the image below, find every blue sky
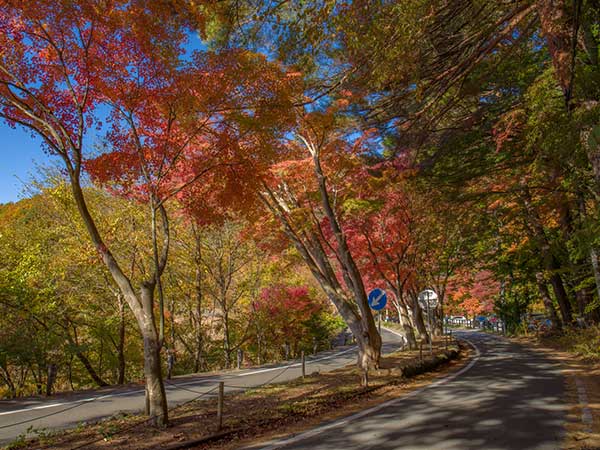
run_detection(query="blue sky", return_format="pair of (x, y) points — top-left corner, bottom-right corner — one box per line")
(0, 32), (207, 205)
(0, 124), (53, 204)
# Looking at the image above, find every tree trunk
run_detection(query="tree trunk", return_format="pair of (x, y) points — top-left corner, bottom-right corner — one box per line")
(435, 300), (445, 336)
(408, 295), (430, 342)
(68, 354), (75, 391)
(322, 287), (381, 369)
(394, 294), (417, 349)
(117, 296), (126, 385)
(259, 179), (381, 369)
(66, 324), (109, 387)
(74, 351), (108, 387)
(589, 247), (600, 322)
(535, 272), (561, 330)
(305, 137), (382, 368)
(223, 310), (231, 368)
(546, 271), (573, 324)
(345, 313), (381, 369)
(32, 365), (43, 395)
(0, 367), (16, 398)
(140, 285), (168, 427)
(521, 187), (574, 324)
(46, 364), (57, 396)
(193, 232), (204, 373)
(256, 330), (262, 365)
(68, 176), (169, 425)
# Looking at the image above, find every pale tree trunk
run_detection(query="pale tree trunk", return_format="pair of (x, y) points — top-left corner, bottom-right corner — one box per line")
(151, 199), (168, 348)
(408, 294), (430, 342)
(193, 228), (204, 373)
(68, 175), (169, 426)
(367, 241), (418, 349)
(338, 299), (380, 368)
(0, 51), (171, 423)
(392, 292), (417, 349)
(578, 186), (600, 321)
(260, 187), (381, 368)
(117, 295), (126, 385)
(140, 285), (168, 425)
(302, 134), (381, 368)
(259, 136), (382, 369)
(590, 247), (600, 308)
(223, 309), (232, 368)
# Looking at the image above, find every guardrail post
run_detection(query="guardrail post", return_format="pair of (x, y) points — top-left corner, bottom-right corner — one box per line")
(362, 367), (369, 387)
(301, 351), (306, 380)
(217, 381), (224, 431)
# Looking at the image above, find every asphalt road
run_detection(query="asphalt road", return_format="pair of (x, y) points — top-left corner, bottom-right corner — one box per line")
(252, 330), (567, 450)
(0, 328), (404, 445)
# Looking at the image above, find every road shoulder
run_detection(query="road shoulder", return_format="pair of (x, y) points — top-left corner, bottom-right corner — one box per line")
(499, 333), (600, 450)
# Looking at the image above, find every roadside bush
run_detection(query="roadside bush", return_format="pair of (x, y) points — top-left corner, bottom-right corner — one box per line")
(549, 325), (600, 361)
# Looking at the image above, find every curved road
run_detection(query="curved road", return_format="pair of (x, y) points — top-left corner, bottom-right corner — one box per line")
(0, 328), (404, 445)
(252, 331), (567, 450)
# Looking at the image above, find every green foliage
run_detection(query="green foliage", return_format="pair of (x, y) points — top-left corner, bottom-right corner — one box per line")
(305, 311), (346, 348)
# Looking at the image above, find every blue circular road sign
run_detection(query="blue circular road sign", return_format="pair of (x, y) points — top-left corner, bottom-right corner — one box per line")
(368, 288), (387, 311)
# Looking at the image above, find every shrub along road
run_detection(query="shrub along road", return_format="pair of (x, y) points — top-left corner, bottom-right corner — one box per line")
(0, 328), (405, 445)
(250, 330), (566, 450)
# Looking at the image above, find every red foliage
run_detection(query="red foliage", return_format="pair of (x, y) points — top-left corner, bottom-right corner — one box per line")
(446, 270), (498, 317)
(0, 1), (298, 221)
(254, 285), (322, 344)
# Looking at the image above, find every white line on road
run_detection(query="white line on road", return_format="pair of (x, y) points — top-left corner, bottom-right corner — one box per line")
(0, 329), (404, 420)
(0, 345), (363, 417)
(250, 337), (481, 450)
(381, 326), (407, 343)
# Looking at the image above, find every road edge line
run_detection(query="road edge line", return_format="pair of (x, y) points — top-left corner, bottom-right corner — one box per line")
(0, 329), (404, 419)
(251, 336), (481, 450)
(0, 346), (364, 417)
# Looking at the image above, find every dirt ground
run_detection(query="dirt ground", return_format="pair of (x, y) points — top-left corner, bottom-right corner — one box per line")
(4, 339), (467, 450)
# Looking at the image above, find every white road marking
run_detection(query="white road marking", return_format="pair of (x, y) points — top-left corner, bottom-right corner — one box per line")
(251, 336), (481, 450)
(0, 342), (367, 417)
(0, 329), (403, 419)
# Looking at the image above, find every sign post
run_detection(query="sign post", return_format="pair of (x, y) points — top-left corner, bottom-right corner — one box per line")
(368, 289), (387, 337)
(418, 289), (438, 355)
